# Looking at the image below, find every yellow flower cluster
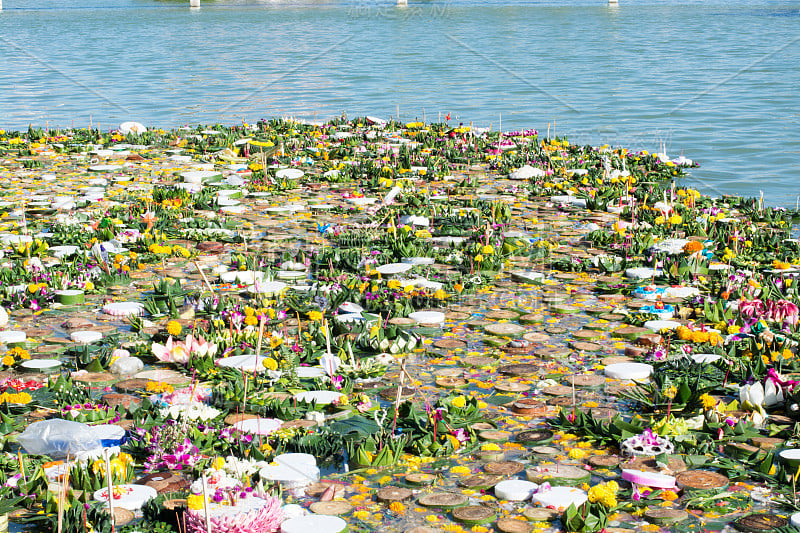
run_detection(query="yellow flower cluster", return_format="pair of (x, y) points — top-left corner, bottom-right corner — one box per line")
(91, 452), (133, 479)
(587, 480), (618, 508)
(663, 385), (678, 400)
(450, 395), (467, 408)
(699, 393), (717, 410)
(166, 320), (182, 336)
(187, 494), (206, 511)
(676, 326), (723, 346)
(773, 259), (792, 270)
(173, 245), (191, 258)
(148, 243), (172, 255)
(0, 392), (32, 405)
(262, 357), (278, 371)
(6, 347), (30, 360)
(146, 381), (174, 394)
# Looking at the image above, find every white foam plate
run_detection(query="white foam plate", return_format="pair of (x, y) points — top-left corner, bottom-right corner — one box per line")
(102, 302), (144, 317)
(20, 359), (61, 371)
(376, 263), (413, 275)
(276, 168), (304, 180)
(94, 484), (157, 511)
(296, 367), (326, 379)
(232, 417), (282, 435)
(494, 479), (538, 501)
(531, 486), (588, 509)
(692, 353), (722, 364)
(246, 281), (288, 296)
(281, 514), (347, 533)
(408, 311), (445, 325)
(259, 462), (320, 485)
(217, 354), (271, 373)
(626, 267), (663, 280)
(71, 330), (102, 344)
(604, 362), (653, 380)
(294, 391), (343, 405)
(0, 331), (26, 344)
(644, 320), (681, 332)
(220, 270), (265, 285)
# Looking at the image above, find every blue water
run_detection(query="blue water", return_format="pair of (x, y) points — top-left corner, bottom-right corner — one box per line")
(1, 0), (799, 205)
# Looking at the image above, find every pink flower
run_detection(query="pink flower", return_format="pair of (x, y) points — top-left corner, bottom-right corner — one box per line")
(152, 335), (218, 365)
(152, 336), (190, 364)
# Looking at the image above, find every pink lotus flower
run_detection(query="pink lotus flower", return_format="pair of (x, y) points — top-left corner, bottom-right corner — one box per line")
(152, 335), (218, 365)
(768, 299), (799, 328)
(739, 298), (765, 319)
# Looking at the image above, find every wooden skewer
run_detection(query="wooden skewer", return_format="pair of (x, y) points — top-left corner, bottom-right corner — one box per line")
(104, 449), (115, 533)
(201, 474), (212, 533)
(194, 261), (215, 292)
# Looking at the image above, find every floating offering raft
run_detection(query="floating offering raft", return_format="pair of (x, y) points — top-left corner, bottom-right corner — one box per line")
(0, 118), (799, 533)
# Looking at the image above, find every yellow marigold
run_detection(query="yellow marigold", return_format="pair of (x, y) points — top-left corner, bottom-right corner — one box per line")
(262, 358), (278, 371)
(186, 494), (205, 511)
(700, 393), (716, 410)
(663, 385), (678, 400)
(450, 465), (471, 475)
(676, 326), (692, 341)
(1, 355), (14, 366)
(166, 320), (181, 336)
(568, 448), (589, 460)
(389, 501), (406, 515)
(450, 396), (467, 409)
(660, 490), (679, 501)
(308, 310), (323, 322)
(481, 443), (501, 452)
(353, 510), (371, 521)
(244, 315), (258, 327)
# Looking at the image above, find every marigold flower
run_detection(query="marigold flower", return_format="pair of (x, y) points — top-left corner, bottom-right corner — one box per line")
(166, 320), (182, 336)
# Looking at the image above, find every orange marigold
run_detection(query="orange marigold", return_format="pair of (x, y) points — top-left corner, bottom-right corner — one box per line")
(683, 241), (704, 254)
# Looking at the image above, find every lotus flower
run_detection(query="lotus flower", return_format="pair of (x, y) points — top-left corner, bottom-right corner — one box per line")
(184, 334), (218, 358)
(739, 299), (765, 319)
(768, 299), (799, 328)
(152, 335), (218, 365)
(152, 336), (190, 364)
(739, 381), (765, 408)
(764, 378), (785, 407)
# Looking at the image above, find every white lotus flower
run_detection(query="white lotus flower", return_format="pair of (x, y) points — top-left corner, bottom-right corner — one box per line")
(764, 379), (785, 407)
(739, 382), (765, 408)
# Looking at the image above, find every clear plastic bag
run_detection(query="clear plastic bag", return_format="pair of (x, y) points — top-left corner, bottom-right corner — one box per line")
(17, 419), (102, 458)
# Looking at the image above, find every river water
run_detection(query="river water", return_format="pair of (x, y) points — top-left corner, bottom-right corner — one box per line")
(0, 0), (798, 205)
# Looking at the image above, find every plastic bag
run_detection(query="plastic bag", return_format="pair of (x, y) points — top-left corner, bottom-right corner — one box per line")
(17, 419), (102, 459)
